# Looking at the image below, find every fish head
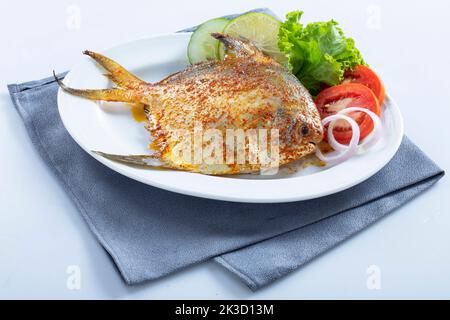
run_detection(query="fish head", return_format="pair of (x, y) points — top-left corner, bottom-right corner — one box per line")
(291, 112), (324, 148)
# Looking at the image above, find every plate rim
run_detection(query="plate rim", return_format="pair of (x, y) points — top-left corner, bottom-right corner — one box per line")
(58, 32), (404, 203)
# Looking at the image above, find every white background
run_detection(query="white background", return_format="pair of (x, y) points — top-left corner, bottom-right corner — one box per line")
(1, 0), (449, 299)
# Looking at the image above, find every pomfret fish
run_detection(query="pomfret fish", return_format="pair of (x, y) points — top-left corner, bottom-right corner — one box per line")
(56, 33), (323, 175)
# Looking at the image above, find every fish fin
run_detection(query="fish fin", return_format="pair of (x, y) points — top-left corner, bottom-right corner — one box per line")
(92, 151), (165, 168)
(211, 33), (270, 63)
(54, 71), (140, 103)
(83, 50), (146, 89)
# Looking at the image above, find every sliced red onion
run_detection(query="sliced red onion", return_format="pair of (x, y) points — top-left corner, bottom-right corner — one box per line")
(315, 114), (360, 166)
(328, 107), (382, 153)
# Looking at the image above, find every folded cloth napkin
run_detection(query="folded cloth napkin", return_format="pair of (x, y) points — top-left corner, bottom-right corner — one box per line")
(7, 9), (444, 291)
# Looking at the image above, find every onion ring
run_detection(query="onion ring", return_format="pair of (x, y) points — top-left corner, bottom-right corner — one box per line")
(315, 114), (360, 166)
(328, 107), (382, 153)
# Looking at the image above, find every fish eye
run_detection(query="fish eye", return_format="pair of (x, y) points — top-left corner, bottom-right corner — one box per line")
(300, 124), (309, 137)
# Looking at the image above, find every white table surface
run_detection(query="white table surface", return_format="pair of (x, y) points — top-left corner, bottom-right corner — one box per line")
(1, 0), (449, 299)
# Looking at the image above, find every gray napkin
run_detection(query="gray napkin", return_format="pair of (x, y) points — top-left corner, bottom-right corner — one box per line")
(7, 10), (444, 291)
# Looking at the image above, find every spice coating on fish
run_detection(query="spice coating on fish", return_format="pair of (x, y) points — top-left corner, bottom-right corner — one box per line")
(56, 33), (323, 175)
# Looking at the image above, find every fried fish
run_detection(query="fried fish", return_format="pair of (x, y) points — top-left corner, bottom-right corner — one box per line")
(56, 33), (323, 175)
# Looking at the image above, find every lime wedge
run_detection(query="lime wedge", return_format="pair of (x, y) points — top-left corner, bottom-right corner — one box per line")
(219, 12), (287, 64)
(188, 18), (229, 64)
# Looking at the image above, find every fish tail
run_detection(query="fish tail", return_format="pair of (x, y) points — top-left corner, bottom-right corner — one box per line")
(83, 50), (146, 89)
(54, 71), (140, 103)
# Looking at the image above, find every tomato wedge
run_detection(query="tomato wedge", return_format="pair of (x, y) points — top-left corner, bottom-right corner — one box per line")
(315, 83), (380, 145)
(344, 65), (385, 105)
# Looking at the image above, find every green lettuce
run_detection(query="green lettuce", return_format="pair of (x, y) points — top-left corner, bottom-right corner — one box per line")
(278, 11), (366, 95)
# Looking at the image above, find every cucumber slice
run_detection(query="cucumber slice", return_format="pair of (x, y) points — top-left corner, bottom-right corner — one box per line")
(219, 12), (287, 64)
(188, 18), (229, 64)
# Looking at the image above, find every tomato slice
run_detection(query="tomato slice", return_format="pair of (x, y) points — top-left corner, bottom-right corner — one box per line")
(344, 65), (385, 105)
(315, 83), (380, 145)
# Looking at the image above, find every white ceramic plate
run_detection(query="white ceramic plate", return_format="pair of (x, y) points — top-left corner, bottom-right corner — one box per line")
(58, 33), (404, 203)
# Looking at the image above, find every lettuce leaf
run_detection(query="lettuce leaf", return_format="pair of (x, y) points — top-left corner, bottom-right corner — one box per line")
(278, 11), (366, 95)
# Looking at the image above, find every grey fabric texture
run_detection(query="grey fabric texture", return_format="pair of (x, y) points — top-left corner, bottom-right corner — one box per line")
(7, 8), (444, 290)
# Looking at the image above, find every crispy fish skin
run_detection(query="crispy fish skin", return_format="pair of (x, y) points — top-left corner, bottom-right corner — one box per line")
(56, 33), (323, 175)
